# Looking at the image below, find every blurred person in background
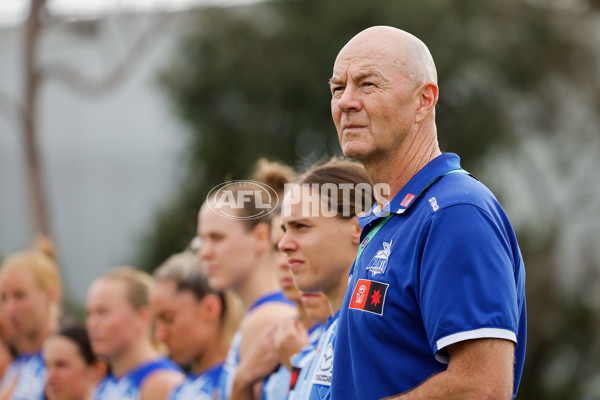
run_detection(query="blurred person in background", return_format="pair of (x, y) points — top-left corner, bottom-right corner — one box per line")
(42, 325), (107, 400)
(150, 249), (241, 399)
(0, 304), (18, 395)
(86, 267), (184, 400)
(198, 159), (297, 400)
(278, 158), (374, 399)
(0, 236), (62, 400)
(231, 206), (331, 400)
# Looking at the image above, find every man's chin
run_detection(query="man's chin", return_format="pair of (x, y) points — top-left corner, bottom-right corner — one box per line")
(342, 146), (369, 160)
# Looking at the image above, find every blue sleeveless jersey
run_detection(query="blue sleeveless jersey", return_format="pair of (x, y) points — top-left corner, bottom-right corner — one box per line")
(92, 357), (181, 400)
(168, 362), (223, 400)
(287, 323), (324, 400)
(217, 291), (294, 400)
(11, 351), (46, 400)
(291, 313), (338, 400)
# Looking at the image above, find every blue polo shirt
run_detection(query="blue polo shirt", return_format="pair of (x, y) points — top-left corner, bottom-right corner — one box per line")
(330, 153), (526, 400)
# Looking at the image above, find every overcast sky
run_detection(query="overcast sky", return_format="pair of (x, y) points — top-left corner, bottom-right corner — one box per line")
(0, 0), (259, 26)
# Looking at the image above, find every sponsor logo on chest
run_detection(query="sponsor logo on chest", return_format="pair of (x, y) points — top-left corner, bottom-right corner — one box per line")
(312, 343), (334, 386)
(349, 279), (389, 315)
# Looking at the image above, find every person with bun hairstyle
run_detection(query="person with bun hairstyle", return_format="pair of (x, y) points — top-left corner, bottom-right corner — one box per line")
(43, 325), (107, 400)
(150, 250), (241, 400)
(86, 267), (184, 400)
(0, 236), (62, 400)
(198, 159), (297, 400)
(278, 158), (375, 399)
(231, 204), (332, 400)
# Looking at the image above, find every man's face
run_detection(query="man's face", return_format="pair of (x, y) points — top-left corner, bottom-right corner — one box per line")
(330, 46), (418, 162)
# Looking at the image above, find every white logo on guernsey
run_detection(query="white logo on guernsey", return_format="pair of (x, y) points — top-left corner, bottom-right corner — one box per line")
(367, 240), (392, 276)
(312, 343), (333, 386)
(428, 197), (439, 211)
(356, 284), (367, 303)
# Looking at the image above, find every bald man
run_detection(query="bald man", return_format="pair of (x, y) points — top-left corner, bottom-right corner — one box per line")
(329, 26), (526, 399)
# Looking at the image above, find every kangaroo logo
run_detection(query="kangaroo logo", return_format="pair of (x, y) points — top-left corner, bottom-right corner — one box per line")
(366, 240), (392, 276)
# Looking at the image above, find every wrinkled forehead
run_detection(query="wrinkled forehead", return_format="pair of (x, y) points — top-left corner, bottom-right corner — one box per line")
(332, 40), (403, 79)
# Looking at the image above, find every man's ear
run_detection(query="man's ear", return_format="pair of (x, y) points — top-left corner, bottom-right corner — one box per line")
(415, 82), (438, 123)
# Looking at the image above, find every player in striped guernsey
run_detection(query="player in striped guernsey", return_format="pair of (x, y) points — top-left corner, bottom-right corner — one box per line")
(0, 237), (61, 400)
(87, 267), (184, 400)
(198, 159), (297, 400)
(278, 158), (375, 400)
(150, 250), (241, 400)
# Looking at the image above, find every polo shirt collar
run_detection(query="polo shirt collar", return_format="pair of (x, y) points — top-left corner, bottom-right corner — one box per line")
(359, 153), (462, 228)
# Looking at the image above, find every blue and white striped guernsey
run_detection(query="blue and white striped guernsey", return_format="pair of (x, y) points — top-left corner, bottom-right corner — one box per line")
(217, 291), (294, 400)
(11, 351), (46, 400)
(167, 362), (223, 400)
(92, 357), (181, 400)
(290, 313), (338, 400)
(287, 323), (324, 400)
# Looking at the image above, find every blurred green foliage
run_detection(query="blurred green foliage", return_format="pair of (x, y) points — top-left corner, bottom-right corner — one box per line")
(135, 1), (599, 398)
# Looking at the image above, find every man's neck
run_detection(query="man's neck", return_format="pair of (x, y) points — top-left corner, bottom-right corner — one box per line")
(365, 126), (441, 205)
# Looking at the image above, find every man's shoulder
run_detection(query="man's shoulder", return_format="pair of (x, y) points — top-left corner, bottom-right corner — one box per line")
(421, 172), (498, 213)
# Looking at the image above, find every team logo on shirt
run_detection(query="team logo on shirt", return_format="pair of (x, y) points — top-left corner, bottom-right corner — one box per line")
(349, 279), (388, 315)
(366, 240), (392, 276)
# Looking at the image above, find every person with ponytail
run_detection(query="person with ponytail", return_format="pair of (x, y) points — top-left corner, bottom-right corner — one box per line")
(0, 236), (62, 400)
(278, 158), (375, 399)
(198, 159), (297, 400)
(86, 267), (184, 400)
(231, 204), (332, 400)
(150, 250), (241, 400)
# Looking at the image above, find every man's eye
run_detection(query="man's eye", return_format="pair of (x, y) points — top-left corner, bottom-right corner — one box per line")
(331, 86), (344, 94)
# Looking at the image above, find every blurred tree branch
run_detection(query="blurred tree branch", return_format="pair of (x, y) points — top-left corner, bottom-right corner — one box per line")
(18, 0), (174, 242)
(40, 13), (172, 95)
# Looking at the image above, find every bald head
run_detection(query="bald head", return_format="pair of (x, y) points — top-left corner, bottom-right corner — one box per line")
(329, 25), (441, 176)
(335, 26), (437, 88)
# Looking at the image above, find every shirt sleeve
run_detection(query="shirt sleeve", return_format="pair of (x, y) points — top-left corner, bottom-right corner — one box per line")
(419, 204), (519, 363)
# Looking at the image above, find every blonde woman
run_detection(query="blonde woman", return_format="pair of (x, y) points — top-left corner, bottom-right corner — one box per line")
(0, 237), (61, 400)
(86, 267), (184, 400)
